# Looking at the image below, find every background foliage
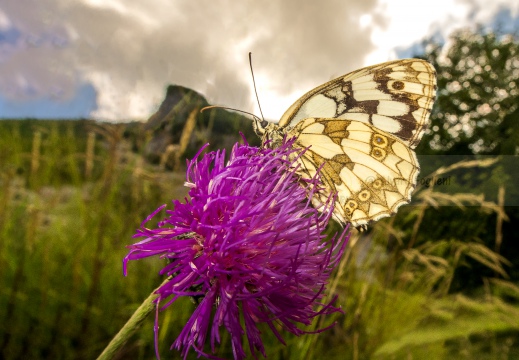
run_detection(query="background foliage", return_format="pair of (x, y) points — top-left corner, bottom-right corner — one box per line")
(1, 27), (518, 359)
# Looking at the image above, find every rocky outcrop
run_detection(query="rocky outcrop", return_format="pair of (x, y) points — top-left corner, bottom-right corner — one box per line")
(143, 85), (260, 169)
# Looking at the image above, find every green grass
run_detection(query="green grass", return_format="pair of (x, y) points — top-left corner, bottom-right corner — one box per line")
(1, 119), (518, 360)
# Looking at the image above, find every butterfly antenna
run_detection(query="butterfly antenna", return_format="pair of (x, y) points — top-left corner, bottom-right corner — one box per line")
(249, 52), (265, 122)
(200, 105), (262, 123)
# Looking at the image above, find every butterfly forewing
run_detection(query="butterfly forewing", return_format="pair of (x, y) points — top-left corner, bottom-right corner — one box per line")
(260, 58), (436, 228)
(278, 59), (436, 149)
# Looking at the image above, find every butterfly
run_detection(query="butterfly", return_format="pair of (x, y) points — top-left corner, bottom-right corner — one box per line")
(252, 59), (437, 229)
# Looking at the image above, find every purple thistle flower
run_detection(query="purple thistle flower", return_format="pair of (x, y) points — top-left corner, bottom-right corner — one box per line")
(123, 139), (349, 360)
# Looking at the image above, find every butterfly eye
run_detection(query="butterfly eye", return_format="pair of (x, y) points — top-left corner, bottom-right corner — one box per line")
(253, 117), (268, 136)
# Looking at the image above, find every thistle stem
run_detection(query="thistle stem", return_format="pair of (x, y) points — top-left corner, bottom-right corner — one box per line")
(96, 279), (168, 360)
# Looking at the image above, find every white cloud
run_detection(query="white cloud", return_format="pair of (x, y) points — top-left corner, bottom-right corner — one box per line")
(0, 0), (518, 121)
(364, 0), (519, 64)
(0, 8), (11, 30)
(0, 0), (379, 121)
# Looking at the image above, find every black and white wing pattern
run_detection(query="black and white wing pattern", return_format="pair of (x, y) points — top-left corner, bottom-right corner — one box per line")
(255, 59), (437, 228)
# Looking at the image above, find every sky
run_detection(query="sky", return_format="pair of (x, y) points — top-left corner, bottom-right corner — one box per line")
(0, 0), (518, 122)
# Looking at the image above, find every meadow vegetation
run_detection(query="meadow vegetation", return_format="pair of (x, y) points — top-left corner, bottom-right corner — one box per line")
(1, 28), (518, 359)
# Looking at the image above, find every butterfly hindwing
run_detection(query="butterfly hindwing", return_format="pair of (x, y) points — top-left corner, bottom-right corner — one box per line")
(278, 59), (436, 149)
(287, 118), (420, 226)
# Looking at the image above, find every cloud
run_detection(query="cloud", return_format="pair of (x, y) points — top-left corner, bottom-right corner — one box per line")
(0, 0), (381, 121)
(0, 0), (517, 121)
(365, 0), (519, 63)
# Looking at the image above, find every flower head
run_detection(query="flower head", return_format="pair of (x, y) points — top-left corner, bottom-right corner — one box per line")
(124, 139), (349, 359)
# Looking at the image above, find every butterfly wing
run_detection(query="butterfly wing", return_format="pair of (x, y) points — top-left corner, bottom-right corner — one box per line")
(279, 59), (437, 149)
(288, 118), (420, 227)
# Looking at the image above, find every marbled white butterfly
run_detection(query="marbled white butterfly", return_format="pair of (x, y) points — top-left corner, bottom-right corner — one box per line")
(253, 59), (437, 228)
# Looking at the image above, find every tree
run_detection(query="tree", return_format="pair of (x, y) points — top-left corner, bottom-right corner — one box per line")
(419, 29), (519, 156)
(406, 28), (519, 286)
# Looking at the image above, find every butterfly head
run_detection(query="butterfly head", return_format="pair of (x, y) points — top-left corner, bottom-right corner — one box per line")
(253, 118), (286, 148)
(252, 117), (269, 136)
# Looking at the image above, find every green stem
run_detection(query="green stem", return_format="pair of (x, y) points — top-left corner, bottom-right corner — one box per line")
(96, 279), (168, 360)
